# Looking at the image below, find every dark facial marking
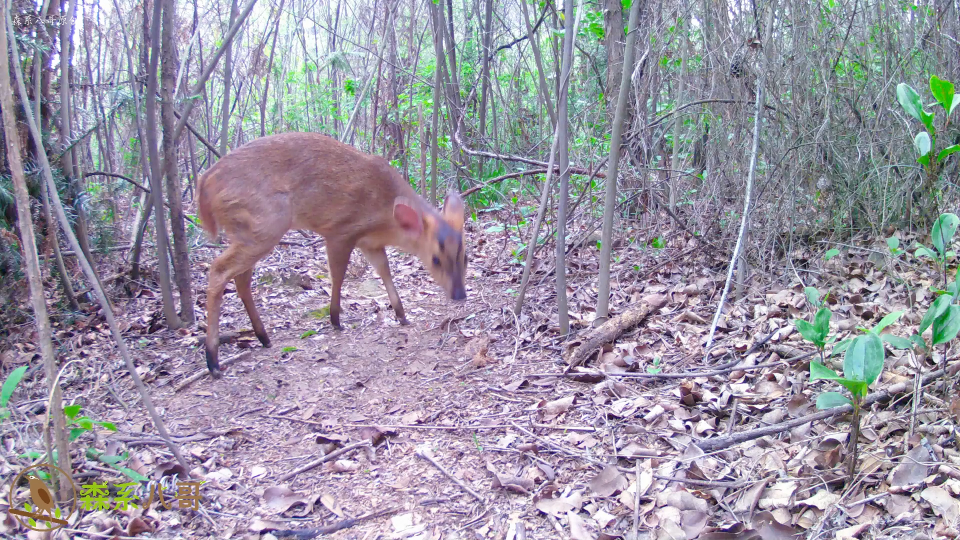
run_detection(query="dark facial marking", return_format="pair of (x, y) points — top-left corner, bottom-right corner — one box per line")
(432, 256), (441, 267)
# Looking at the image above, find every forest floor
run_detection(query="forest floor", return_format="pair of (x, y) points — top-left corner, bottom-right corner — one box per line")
(2, 215), (958, 540)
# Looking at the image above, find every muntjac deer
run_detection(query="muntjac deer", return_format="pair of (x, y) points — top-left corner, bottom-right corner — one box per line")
(198, 132), (467, 378)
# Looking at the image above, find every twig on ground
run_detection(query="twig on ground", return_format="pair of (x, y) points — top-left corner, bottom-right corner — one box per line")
(277, 440), (372, 482)
(270, 506), (401, 538)
(175, 352), (253, 392)
(416, 447), (485, 503)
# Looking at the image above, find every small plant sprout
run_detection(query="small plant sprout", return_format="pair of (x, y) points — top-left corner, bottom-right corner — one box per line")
(793, 287), (832, 364)
(810, 333), (885, 479)
(914, 212), (959, 285)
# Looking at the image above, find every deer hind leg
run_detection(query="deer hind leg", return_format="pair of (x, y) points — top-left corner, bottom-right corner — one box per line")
(235, 268), (270, 347)
(204, 243), (278, 378)
(359, 244), (409, 325)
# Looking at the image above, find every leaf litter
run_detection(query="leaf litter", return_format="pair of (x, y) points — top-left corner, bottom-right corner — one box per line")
(0, 222), (958, 539)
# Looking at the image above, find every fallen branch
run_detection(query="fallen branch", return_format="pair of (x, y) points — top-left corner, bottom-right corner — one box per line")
(270, 506), (400, 538)
(416, 447), (486, 503)
(564, 303), (655, 371)
(175, 351), (252, 392)
(462, 169), (548, 197)
(278, 440), (372, 482)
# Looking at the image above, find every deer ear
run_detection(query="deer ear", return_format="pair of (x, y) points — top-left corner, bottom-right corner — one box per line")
(442, 191), (465, 230)
(394, 198), (423, 237)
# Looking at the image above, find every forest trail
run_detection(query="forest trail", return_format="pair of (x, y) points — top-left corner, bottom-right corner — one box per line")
(141, 223), (574, 538)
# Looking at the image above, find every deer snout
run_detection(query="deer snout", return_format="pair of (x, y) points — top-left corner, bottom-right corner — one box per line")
(451, 283), (467, 301)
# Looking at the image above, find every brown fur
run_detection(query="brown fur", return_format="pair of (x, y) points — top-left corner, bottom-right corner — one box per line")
(198, 132), (466, 378)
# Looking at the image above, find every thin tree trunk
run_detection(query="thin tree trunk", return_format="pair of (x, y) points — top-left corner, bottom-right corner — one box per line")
(260, 0), (285, 137)
(603, 0), (624, 118)
(145, 0), (182, 329)
(59, 0), (94, 266)
(0, 6), (71, 499)
(478, 0), (494, 173)
(219, 0), (239, 156)
(162, 0), (195, 323)
(669, 10), (687, 213)
(520, 0), (556, 128)
(429, 0), (444, 205)
(554, 0), (579, 336)
(597, 0), (643, 322)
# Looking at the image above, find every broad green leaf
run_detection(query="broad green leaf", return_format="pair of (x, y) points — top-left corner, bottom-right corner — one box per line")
(0, 366), (27, 407)
(816, 392), (853, 409)
(77, 417), (94, 430)
(69, 428), (85, 441)
(931, 213), (960, 256)
(920, 109), (936, 134)
(64, 404), (81, 419)
(810, 361), (840, 381)
(910, 334), (927, 351)
(920, 293), (954, 334)
(887, 236), (900, 250)
(843, 333), (884, 385)
(95, 421), (117, 431)
(837, 378), (869, 399)
(795, 319), (826, 348)
(111, 466), (149, 483)
(824, 248), (840, 261)
(930, 75), (955, 112)
(897, 83), (924, 121)
(881, 334), (913, 349)
(915, 132), (932, 157)
(938, 144), (960, 163)
(814, 307), (832, 337)
(951, 94), (960, 116)
(804, 286), (822, 308)
(915, 245), (938, 260)
(831, 337), (853, 356)
(873, 311), (905, 334)
(919, 152), (931, 167)
(932, 305), (960, 345)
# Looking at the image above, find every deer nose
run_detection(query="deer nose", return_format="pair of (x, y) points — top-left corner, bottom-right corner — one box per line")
(452, 285), (467, 301)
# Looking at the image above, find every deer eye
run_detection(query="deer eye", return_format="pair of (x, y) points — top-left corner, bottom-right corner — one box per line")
(432, 256), (441, 267)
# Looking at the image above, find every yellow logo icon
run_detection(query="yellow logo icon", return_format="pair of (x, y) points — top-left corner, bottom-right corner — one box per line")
(7, 464), (77, 532)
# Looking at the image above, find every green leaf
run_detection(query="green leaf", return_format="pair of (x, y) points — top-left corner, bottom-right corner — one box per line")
(281, 346), (297, 353)
(930, 75), (955, 112)
(897, 83), (924, 121)
(69, 428), (85, 441)
(0, 366), (27, 407)
(816, 392), (853, 409)
(873, 311), (904, 334)
(810, 361), (840, 381)
(932, 305), (960, 345)
(814, 307), (831, 337)
(95, 421), (117, 431)
(920, 293), (953, 334)
(931, 213), (960, 256)
(909, 334), (927, 351)
(881, 334), (913, 349)
(804, 286), (822, 308)
(824, 248), (840, 261)
(920, 109), (936, 134)
(300, 330), (318, 339)
(887, 236), (900, 250)
(831, 337), (853, 357)
(915, 245), (938, 260)
(915, 132), (932, 157)
(937, 144), (960, 163)
(77, 417), (94, 430)
(64, 404), (81, 419)
(794, 319), (826, 348)
(837, 378), (869, 399)
(951, 94), (960, 116)
(843, 333), (884, 385)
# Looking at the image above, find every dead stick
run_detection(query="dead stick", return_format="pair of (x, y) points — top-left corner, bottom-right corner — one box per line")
(416, 448), (485, 503)
(271, 506), (400, 538)
(278, 440), (372, 482)
(175, 351), (252, 392)
(565, 304), (654, 370)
